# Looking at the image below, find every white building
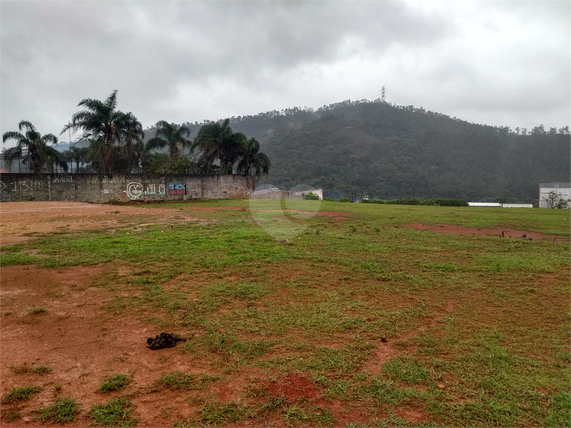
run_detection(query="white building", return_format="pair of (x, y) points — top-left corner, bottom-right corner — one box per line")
(539, 182), (571, 208)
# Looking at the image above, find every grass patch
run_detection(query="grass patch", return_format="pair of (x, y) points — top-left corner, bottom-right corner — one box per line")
(32, 365), (52, 374)
(158, 371), (221, 390)
(28, 307), (47, 315)
(98, 374), (130, 392)
(89, 397), (138, 427)
(4, 201), (569, 427)
(39, 396), (80, 424)
(1, 386), (41, 403)
(283, 405), (336, 426)
(9, 364), (52, 374)
(200, 401), (253, 425)
(383, 356), (429, 385)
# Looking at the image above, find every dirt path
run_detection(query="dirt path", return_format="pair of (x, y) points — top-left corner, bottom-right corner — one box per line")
(0, 202), (197, 245)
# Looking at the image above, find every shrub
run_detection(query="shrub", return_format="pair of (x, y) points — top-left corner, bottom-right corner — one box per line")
(337, 197), (352, 202)
(421, 199), (435, 205)
(304, 192), (320, 200)
(399, 198), (421, 205)
(323, 197), (335, 202)
(435, 198), (469, 207)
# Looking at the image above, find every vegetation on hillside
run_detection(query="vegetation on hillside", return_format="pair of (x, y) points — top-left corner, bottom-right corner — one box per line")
(4, 95), (569, 203)
(146, 99), (569, 203)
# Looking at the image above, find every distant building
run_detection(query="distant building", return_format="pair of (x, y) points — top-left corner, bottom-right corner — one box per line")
(539, 182), (571, 208)
(253, 188), (323, 200)
(468, 202), (533, 208)
(468, 202), (502, 207)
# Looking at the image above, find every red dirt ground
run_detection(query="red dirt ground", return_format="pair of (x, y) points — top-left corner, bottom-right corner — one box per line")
(265, 373), (319, 400)
(404, 223), (569, 242)
(3, 202), (563, 427)
(0, 201), (198, 246)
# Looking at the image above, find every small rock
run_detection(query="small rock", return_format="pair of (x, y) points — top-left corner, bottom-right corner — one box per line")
(22, 416), (32, 422)
(437, 383), (446, 389)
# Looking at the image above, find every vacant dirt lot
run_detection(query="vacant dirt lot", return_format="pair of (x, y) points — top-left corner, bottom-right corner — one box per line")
(0, 202), (198, 246)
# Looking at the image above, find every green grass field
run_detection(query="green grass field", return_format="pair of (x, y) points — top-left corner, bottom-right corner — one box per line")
(1, 200), (569, 427)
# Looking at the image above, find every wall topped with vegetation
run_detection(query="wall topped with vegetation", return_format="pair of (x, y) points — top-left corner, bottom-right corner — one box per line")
(0, 173), (250, 203)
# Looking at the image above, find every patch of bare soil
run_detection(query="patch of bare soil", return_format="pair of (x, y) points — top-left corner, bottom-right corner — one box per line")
(0, 265), (211, 427)
(404, 223), (568, 242)
(0, 201), (198, 246)
(182, 206), (243, 212)
(265, 373), (319, 400)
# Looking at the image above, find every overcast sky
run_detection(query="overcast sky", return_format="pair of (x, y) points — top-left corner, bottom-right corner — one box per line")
(1, 0), (569, 146)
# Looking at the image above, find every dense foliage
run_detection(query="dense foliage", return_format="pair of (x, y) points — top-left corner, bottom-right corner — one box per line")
(164, 99), (568, 203)
(259, 100), (569, 203)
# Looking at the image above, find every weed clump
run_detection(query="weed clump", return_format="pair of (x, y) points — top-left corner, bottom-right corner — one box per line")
(98, 374), (130, 392)
(89, 397), (138, 427)
(39, 396), (79, 423)
(1, 386), (41, 403)
(158, 371), (220, 390)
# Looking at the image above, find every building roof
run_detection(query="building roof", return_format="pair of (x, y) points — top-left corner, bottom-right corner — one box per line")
(539, 182), (571, 188)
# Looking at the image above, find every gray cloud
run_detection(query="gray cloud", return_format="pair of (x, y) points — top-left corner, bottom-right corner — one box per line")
(1, 0), (569, 144)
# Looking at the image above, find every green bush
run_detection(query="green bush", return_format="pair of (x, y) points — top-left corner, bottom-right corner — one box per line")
(402, 198), (421, 205)
(337, 197), (352, 202)
(304, 192), (320, 200)
(435, 198), (469, 207)
(421, 199), (435, 205)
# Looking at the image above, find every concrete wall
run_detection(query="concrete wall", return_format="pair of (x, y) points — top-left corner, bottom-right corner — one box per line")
(0, 173), (251, 203)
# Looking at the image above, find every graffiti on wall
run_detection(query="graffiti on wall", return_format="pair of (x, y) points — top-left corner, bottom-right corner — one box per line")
(53, 174), (73, 183)
(124, 182), (172, 199)
(124, 182), (144, 200)
(0, 180), (43, 192)
(168, 184), (186, 195)
(145, 184), (166, 196)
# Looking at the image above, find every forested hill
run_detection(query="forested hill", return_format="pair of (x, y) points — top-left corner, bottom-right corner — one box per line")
(148, 99), (569, 203)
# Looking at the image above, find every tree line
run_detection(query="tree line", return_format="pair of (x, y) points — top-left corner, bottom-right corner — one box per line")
(1, 91), (270, 189)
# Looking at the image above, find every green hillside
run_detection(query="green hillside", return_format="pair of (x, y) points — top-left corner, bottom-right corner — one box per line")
(147, 100), (569, 203)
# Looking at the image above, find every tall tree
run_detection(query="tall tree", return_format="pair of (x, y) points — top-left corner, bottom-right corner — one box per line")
(63, 145), (90, 173)
(146, 121), (192, 159)
(62, 90), (143, 174)
(193, 119), (246, 175)
(236, 137), (271, 189)
(2, 121), (67, 173)
(119, 112), (145, 173)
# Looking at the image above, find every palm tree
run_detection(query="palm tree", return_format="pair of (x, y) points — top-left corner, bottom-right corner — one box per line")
(236, 137), (271, 190)
(193, 119), (246, 175)
(62, 90), (143, 174)
(63, 145), (90, 173)
(2, 121), (67, 173)
(146, 121), (192, 160)
(119, 112), (145, 173)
